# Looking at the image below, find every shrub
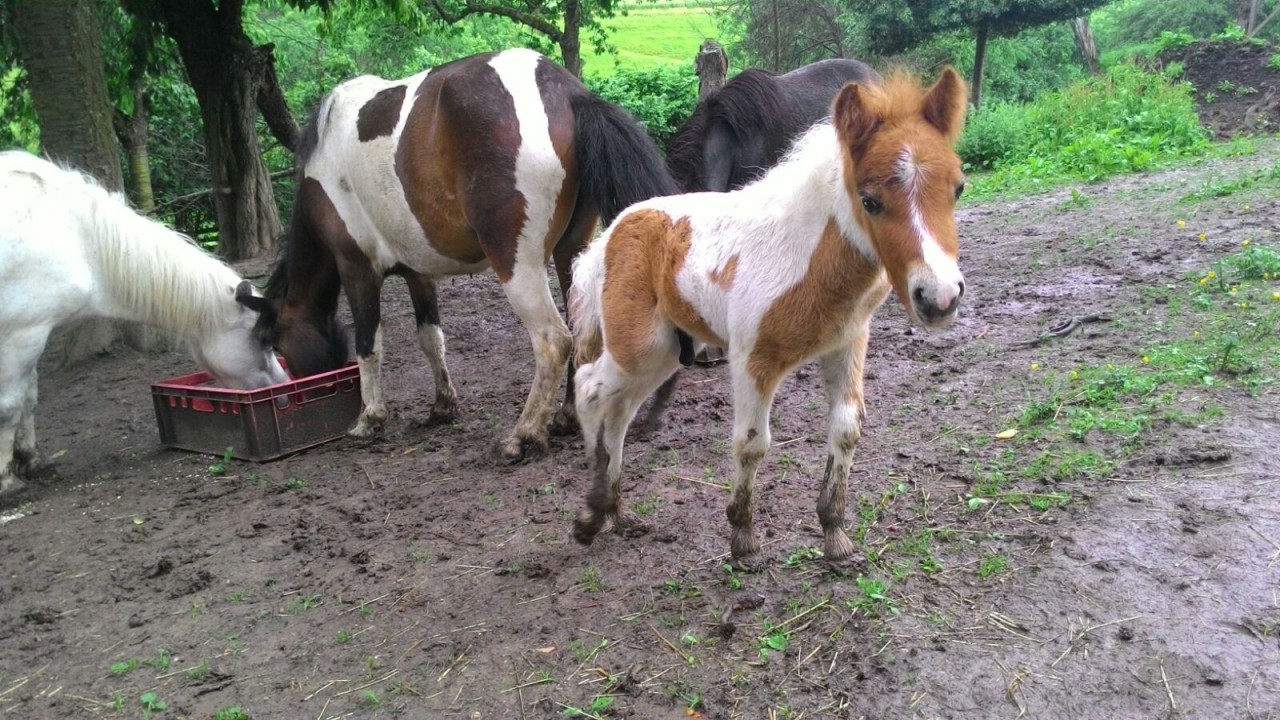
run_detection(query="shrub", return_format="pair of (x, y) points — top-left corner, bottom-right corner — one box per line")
(958, 101), (1031, 171)
(586, 64), (698, 151)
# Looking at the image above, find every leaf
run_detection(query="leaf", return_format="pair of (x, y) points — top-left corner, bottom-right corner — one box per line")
(536, 646), (556, 653)
(995, 428), (1018, 439)
(132, 516), (145, 525)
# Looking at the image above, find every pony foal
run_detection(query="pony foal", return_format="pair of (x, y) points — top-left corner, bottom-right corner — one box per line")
(0, 151), (288, 497)
(569, 68), (969, 561)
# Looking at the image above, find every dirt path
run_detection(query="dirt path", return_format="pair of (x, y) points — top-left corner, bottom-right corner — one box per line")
(3, 145), (1279, 720)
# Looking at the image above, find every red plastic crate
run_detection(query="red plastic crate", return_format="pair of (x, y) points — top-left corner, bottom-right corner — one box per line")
(151, 361), (361, 461)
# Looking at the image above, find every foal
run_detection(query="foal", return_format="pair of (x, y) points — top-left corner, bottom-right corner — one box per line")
(569, 68), (968, 561)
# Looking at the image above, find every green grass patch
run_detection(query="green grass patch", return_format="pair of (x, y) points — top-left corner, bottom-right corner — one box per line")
(1179, 159), (1280, 203)
(587, 6), (727, 75)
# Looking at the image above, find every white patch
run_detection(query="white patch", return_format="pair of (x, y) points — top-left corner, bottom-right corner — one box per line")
(898, 146), (964, 312)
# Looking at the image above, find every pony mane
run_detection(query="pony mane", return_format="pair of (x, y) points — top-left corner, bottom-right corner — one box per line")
(858, 67), (940, 128)
(738, 120), (842, 210)
(44, 159), (244, 336)
(665, 68), (788, 192)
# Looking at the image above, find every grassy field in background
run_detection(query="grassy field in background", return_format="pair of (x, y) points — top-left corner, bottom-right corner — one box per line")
(585, 5), (729, 75)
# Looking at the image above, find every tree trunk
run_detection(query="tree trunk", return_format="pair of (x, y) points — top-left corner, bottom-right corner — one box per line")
(696, 40), (729, 100)
(560, 0), (582, 77)
(971, 22), (989, 108)
(159, 0), (281, 261)
(1070, 16), (1100, 74)
(117, 85), (156, 212)
(14, 0), (137, 362)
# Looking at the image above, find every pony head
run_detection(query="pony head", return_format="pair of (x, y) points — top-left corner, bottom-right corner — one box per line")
(183, 280), (290, 390)
(235, 278), (350, 380)
(833, 67), (968, 328)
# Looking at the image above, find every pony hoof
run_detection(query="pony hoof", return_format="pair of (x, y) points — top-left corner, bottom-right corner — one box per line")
(614, 511), (650, 539)
(425, 405), (457, 426)
(549, 407), (579, 437)
(729, 527), (761, 561)
(823, 529), (856, 561)
(0, 474), (29, 500)
(573, 511), (604, 546)
(498, 435), (548, 464)
(348, 415), (386, 438)
(13, 448), (42, 477)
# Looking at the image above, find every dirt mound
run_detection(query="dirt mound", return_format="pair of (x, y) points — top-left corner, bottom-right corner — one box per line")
(1161, 38), (1280, 138)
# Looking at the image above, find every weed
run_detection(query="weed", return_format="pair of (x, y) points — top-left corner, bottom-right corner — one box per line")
(632, 491), (661, 517)
(214, 709), (251, 720)
(783, 545), (823, 567)
(978, 553), (1010, 579)
(110, 692), (125, 713)
(579, 565), (604, 593)
(358, 602), (374, 617)
(207, 447), (233, 476)
(139, 691), (167, 715)
(721, 563), (743, 590)
(284, 476), (307, 491)
(362, 689), (381, 707)
(109, 658), (138, 676)
(228, 590), (246, 602)
(186, 660), (209, 681)
(757, 619), (790, 662)
(846, 576), (899, 616)
(287, 594), (321, 614)
(336, 630), (351, 644)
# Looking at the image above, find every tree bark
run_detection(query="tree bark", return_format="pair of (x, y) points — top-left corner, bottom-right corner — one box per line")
(159, 0), (282, 261)
(14, 0), (136, 361)
(1070, 16), (1099, 74)
(971, 22), (989, 108)
(561, 0), (582, 77)
(696, 39), (729, 100)
(116, 85), (156, 212)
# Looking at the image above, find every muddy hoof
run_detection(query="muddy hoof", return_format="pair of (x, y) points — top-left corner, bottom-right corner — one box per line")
(424, 404), (457, 426)
(573, 512), (603, 546)
(549, 406), (579, 437)
(0, 475), (29, 503)
(498, 434), (548, 464)
(730, 527), (761, 561)
(694, 347), (727, 367)
(823, 529), (856, 561)
(614, 511), (650, 538)
(348, 414), (386, 438)
(12, 448), (42, 477)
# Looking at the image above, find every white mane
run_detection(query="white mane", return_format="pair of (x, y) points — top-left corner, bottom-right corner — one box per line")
(30, 153), (243, 336)
(737, 121), (843, 211)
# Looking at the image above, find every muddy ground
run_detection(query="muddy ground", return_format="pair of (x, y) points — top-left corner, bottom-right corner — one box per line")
(4, 144), (1280, 719)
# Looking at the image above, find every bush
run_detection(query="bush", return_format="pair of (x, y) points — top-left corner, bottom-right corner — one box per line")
(586, 64), (698, 151)
(962, 63), (1209, 191)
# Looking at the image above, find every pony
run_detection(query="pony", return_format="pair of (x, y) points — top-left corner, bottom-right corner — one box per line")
(0, 150), (289, 497)
(666, 58), (881, 194)
(238, 49), (679, 462)
(568, 67), (969, 562)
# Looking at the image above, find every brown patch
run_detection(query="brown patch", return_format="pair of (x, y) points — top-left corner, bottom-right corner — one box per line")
(921, 67), (968, 143)
(356, 85), (407, 142)
(748, 219), (887, 395)
(396, 62), (513, 276)
(708, 254), (739, 290)
(601, 210), (724, 372)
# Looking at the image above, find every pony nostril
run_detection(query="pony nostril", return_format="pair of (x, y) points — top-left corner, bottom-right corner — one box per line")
(912, 286), (927, 309)
(956, 280), (966, 298)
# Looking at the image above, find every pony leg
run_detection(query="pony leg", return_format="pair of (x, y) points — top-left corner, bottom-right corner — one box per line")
(547, 198), (597, 436)
(403, 272), (457, 424)
(495, 263), (572, 461)
(0, 327), (48, 496)
(726, 363), (779, 561)
(341, 262), (387, 438)
(572, 350), (679, 545)
(815, 330), (871, 561)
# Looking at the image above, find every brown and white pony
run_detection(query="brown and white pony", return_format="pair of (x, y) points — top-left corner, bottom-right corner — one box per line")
(239, 49), (678, 461)
(569, 68), (969, 562)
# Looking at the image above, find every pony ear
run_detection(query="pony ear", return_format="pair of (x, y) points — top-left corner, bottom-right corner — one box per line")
(833, 82), (881, 154)
(235, 279), (274, 317)
(922, 67), (968, 143)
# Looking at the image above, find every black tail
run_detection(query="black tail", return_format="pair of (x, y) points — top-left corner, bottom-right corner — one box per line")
(570, 93), (680, 226)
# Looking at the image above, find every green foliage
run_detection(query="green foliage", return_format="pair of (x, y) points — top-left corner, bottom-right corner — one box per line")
(588, 6), (726, 74)
(962, 63), (1208, 190)
(1094, 0), (1233, 48)
(912, 23), (1087, 104)
(586, 64), (697, 150)
(0, 64), (39, 152)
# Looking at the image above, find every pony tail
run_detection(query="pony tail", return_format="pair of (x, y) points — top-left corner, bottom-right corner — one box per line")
(570, 93), (680, 226)
(568, 239), (608, 365)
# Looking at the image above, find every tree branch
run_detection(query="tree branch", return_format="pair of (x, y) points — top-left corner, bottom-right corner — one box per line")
(425, 0), (562, 40)
(253, 43), (299, 152)
(1249, 4), (1280, 37)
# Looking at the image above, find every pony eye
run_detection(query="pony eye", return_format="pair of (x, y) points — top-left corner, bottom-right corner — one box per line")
(861, 194), (883, 215)
(955, 183), (965, 200)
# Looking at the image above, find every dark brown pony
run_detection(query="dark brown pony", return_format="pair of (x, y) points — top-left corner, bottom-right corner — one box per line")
(239, 49), (678, 461)
(666, 58), (881, 193)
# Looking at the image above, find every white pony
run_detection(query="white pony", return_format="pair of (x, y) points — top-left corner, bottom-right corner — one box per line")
(0, 150), (288, 496)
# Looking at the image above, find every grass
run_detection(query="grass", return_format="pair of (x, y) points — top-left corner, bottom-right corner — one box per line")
(586, 5), (725, 75)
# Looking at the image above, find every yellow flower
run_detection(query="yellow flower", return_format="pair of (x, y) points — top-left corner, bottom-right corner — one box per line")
(1243, 204), (1251, 211)
(1230, 287), (1238, 295)
(1177, 220), (1186, 227)
(1193, 330), (1201, 337)
(1243, 239), (1251, 247)
(1141, 356), (1150, 364)
(1198, 233), (1207, 241)
(1272, 292), (1280, 301)
(1239, 302), (1249, 309)
(1207, 270), (1216, 278)
(1069, 370), (1079, 380)
(1030, 363), (1040, 371)
(1199, 277), (1209, 285)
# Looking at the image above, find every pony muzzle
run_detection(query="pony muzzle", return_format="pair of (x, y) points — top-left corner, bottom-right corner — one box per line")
(908, 272), (965, 327)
